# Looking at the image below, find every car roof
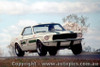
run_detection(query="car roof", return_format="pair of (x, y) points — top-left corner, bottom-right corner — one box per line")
(25, 23), (60, 28)
(33, 23), (60, 26)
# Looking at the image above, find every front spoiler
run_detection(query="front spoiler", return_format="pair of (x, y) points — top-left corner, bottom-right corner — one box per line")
(42, 38), (83, 47)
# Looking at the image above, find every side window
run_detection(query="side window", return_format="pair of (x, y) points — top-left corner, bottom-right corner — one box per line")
(22, 27), (32, 35)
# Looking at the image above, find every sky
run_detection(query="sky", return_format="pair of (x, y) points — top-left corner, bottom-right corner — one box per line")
(0, 0), (100, 50)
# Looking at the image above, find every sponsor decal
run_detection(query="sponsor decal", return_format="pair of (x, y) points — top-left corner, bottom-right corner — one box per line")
(21, 41), (26, 44)
(29, 40), (36, 43)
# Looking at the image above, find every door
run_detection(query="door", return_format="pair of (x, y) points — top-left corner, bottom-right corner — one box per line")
(20, 27), (36, 50)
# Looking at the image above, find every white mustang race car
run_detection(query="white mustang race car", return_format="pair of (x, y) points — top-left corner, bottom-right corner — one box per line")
(10, 23), (83, 57)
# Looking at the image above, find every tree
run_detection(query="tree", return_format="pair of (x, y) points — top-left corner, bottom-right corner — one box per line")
(63, 14), (90, 52)
(63, 14), (90, 34)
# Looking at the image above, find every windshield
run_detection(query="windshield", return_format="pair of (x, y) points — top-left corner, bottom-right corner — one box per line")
(33, 24), (65, 33)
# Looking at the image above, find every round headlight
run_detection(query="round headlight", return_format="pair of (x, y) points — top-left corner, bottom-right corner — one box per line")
(44, 36), (49, 40)
(77, 33), (82, 37)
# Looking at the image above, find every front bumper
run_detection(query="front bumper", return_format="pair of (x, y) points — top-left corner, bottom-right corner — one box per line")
(43, 38), (83, 47)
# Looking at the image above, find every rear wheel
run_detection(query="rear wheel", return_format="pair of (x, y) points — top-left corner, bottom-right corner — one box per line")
(71, 43), (82, 55)
(15, 44), (25, 57)
(36, 40), (47, 56)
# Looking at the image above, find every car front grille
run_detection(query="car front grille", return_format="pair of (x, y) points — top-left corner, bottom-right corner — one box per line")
(53, 33), (77, 40)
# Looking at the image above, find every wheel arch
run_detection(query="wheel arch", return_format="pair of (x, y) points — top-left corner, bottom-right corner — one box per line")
(36, 39), (43, 44)
(14, 42), (22, 49)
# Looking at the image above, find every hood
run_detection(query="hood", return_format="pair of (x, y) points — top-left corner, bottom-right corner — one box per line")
(35, 30), (74, 36)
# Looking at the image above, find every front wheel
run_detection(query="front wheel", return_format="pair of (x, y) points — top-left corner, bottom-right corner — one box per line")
(48, 47), (57, 56)
(36, 40), (47, 56)
(49, 49), (57, 56)
(15, 44), (25, 57)
(71, 43), (82, 55)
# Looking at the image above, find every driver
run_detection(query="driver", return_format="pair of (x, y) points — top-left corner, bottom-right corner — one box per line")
(50, 26), (55, 32)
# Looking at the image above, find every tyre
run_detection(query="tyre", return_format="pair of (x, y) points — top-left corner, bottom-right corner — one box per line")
(48, 48), (57, 56)
(36, 40), (47, 56)
(15, 44), (25, 57)
(71, 43), (82, 55)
